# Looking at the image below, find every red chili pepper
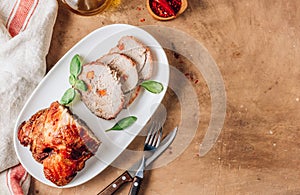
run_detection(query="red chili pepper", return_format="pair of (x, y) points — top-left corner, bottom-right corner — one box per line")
(153, 0), (176, 16)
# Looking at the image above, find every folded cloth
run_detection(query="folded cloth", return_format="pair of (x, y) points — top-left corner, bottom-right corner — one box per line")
(0, 0), (57, 194)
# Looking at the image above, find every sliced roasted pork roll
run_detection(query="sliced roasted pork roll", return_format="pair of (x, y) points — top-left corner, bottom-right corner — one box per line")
(97, 53), (138, 93)
(110, 36), (153, 80)
(78, 61), (124, 120)
(17, 101), (100, 186)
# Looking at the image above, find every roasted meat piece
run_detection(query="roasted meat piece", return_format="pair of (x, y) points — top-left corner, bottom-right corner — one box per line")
(18, 101), (100, 186)
(97, 53), (138, 93)
(110, 36), (153, 80)
(78, 61), (124, 120)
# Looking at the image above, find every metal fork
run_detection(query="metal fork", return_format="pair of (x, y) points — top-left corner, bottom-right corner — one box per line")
(98, 122), (163, 195)
(127, 123), (163, 195)
(144, 122), (163, 152)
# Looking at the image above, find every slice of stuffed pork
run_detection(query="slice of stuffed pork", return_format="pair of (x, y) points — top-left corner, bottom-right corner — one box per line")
(78, 61), (124, 120)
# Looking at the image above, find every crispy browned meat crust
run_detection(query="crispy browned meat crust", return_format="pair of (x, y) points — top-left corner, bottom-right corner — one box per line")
(18, 101), (100, 186)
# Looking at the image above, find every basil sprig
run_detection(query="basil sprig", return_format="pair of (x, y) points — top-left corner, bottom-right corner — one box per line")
(60, 88), (76, 105)
(106, 116), (137, 132)
(70, 54), (82, 77)
(140, 80), (164, 94)
(60, 54), (87, 106)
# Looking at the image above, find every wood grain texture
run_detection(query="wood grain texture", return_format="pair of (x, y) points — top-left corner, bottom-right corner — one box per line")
(30, 0), (300, 194)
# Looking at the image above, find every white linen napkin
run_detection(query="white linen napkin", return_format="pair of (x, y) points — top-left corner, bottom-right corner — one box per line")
(0, 0), (57, 194)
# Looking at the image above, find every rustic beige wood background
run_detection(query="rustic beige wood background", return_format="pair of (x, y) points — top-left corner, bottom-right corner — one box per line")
(30, 0), (300, 194)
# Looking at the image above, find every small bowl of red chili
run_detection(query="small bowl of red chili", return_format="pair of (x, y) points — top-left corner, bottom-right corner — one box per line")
(147, 0), (188, 20)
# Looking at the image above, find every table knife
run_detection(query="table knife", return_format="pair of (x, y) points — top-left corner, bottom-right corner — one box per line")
(128, 156), (145, 195)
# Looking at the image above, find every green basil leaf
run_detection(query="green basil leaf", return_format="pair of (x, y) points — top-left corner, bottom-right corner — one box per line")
(106, 116), (137, 132)
(70, 54), (82, 78)
(69, 75), (76, 86)
(140, 80), (164, 94)
(60, 88), (76, 105)
(74, 79), (87, 91)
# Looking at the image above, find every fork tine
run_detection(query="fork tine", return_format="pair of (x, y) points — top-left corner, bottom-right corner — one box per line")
(147, 123), (157, 146)
(151, 128), (160, 146)
(145, 122), (155, 144)
(155, 128), (163, 147)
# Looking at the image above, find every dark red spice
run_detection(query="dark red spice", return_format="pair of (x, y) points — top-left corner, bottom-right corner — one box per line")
(190, 75), (194, 81)
(140, 18), (146, 22)
(173, 51), (180, 59)
(185, 72), (199, 83)
(136, 7), (142, 11)
(150, 0), (182, 18)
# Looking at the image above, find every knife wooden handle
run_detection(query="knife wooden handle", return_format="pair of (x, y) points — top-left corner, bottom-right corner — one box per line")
(97, 171), (133, 195)
(128, 176), (143, 195)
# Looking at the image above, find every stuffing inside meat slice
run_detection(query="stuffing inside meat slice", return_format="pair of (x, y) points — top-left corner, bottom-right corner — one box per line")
(78, 61), (124, 120)
(17, 101), (100, 186)
(97, 53), (138, 93)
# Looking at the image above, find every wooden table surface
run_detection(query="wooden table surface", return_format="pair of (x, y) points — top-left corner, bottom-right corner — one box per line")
(30, 0), (300, 194)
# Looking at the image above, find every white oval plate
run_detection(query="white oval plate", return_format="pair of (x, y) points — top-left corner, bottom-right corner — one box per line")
(13, 24), (169, 188)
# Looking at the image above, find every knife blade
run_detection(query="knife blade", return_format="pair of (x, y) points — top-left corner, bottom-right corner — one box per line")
(98, 126), (178, 195)
(128, 156), (145, 195)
